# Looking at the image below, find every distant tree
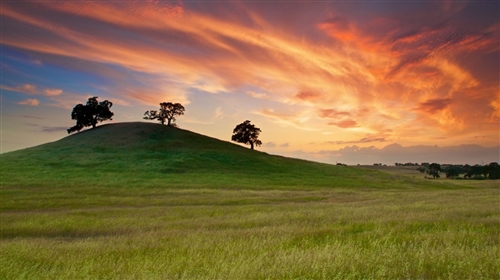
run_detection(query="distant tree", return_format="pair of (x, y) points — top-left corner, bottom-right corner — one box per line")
(231, 120), (262, 150)
(464, 165), (484, 179)
(445, 168), (460, 179)
(144, 102), (185, 126)
(487, 162), (500, 179)
(67, 97), (113, 134)
(417, 166), (427, 173)
(427, 163), (441, 179)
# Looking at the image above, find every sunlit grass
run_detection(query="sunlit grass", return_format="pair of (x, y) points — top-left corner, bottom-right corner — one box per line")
(1, 123), (498, 279)
(1, 187), (498, 279)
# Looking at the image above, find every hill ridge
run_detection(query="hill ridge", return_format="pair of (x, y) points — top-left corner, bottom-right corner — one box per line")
(1, 122), (442, 190)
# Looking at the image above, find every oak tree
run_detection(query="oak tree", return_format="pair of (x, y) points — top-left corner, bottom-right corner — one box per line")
(67, 97), (113, 134)
(231, 120), (262, 150)
(144, 102), (185, 126)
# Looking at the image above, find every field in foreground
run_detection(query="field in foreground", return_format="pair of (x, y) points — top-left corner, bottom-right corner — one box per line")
(1, 186), (498, 279)
(1, 123), (499, 279)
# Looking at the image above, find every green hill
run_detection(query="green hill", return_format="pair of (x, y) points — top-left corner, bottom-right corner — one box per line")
(2, 123), (496, 279)
(2, 122), (427, 190)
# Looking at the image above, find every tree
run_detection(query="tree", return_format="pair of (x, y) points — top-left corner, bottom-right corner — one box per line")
(67, 97), (113, 134)
(445, 168), (459, 179)
(417, 166), (427, 173)
(427, 163), (441, 179)
(486, 162), (500, 179)
(464, 165), (483, 179)
(231, 120), (262, 150)
(144, 102), (185, 126)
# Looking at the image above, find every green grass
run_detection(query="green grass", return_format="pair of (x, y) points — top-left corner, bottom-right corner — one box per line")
(1, 123), (498, 279)
(1, 122), (450, 190)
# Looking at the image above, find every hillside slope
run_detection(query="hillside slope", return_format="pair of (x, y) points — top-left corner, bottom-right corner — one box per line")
(1, 122), (436, 189)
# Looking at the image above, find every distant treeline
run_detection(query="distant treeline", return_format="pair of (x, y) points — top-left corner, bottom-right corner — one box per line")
(394, 162), (420, 166)
(412, 162), (499, 180)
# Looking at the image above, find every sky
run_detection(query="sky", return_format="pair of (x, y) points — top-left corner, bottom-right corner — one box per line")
(1, 0), (499, 165)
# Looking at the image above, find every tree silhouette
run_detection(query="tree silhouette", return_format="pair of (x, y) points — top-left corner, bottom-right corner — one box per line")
(144, 102), (185, 126)
(486, 162), (500, 179)
(427, 163), (441, 179)
(231, 120), (262, 150)
(445, 168), (459, 179)
(67, 97), (113, 134)
(464, 165), (483, 179)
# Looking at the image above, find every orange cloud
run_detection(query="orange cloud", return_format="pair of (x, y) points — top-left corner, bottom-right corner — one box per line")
(2, 83), (65, 98)
(328, 120), (357, 129)
(295, 90), (322, 101)
(44, 89), (63, 96)
(319, 109), (351, 118)
(1, 84), (37, 94)
(257, 108), (316, 131)
(414, 98), (453, 114)
(18, 98), (39, 106)
(490, 95), (500, 119)
(246, 91), (270, 99)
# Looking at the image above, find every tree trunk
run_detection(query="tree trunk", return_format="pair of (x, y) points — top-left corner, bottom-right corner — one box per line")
(167, 118), (171, 126)
(250, 142), (254, 150)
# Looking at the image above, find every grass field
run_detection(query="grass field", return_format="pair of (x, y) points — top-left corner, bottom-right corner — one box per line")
(1, 123), (499, 279)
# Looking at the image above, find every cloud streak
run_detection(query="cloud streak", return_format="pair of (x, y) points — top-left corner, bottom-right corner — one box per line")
(17, 99), (39, 106)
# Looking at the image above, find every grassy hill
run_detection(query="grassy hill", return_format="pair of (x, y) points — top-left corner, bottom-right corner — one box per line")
(2, 122), (497, 279)
(1, 122), (431, 190)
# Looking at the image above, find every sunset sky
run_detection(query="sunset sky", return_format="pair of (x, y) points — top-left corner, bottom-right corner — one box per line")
(1, 0), (499, 165)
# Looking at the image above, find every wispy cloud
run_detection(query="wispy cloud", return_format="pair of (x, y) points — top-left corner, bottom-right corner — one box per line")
(1, 83), (64, 97)
(44, 89), (63, 96)
(246, 91), (270, 100)
(27, 123), (68, 133)
(415, 98), (453, 114)
(327, 120), (357, 129)
(257, 108), (317, 131)
(324, 137), (387, 145)
(17, 98), (39, 106)
(263, 142), (276, 148)
(1, 84), (37, 94)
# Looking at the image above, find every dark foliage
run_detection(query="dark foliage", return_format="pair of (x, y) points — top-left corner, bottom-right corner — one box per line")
(67, 97), (113, 134)
(464, 165), (484, 179)
(395, 162), (419, 166)
(485, 162), (500, 179)
(417, 167), (427, 173)
(420, 162), (499, 180)
(427, 163), (441, 179)
(445, 168), (460, 179)
(144, 102), (185, 126)
(231, 120), (262, 150)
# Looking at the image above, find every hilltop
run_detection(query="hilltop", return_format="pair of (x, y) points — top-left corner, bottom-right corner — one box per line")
(1, 122), (436, 190)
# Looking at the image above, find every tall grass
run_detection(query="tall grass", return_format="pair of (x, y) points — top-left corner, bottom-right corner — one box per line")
(1, 123), (498, 278)
(1, 187), (498, 279)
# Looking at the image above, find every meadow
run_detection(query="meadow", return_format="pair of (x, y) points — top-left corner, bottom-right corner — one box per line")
(1, 123), (498, 279)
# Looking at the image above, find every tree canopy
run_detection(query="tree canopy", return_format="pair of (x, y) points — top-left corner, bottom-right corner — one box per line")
(427, 163), (441, 179)
(231, 120), (262, 150)
(144, 102), (185, 126)
(67, 97), (113, 134)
